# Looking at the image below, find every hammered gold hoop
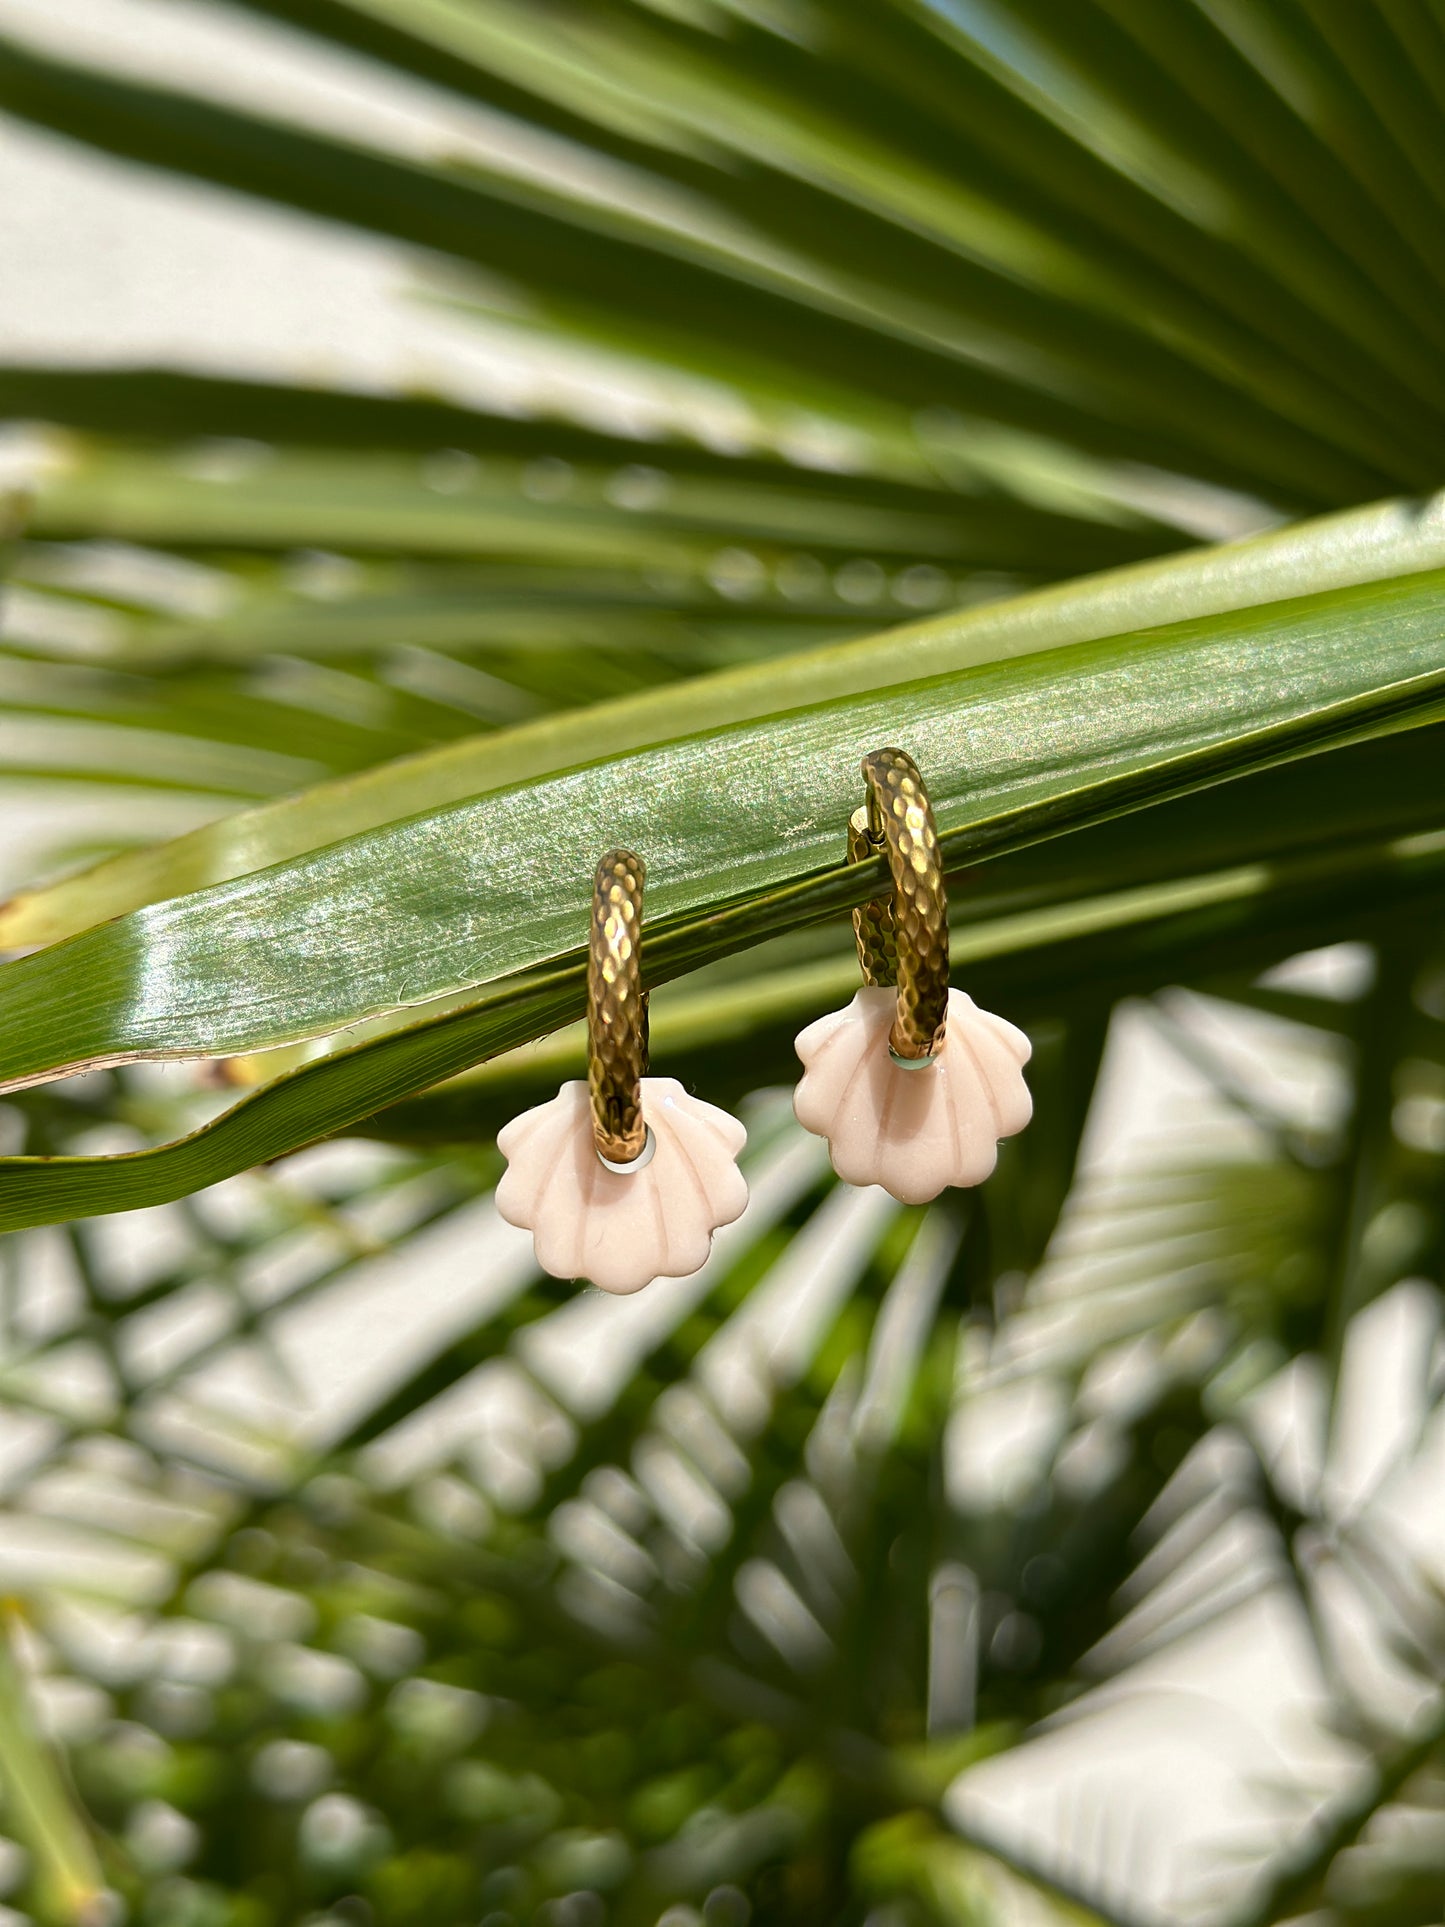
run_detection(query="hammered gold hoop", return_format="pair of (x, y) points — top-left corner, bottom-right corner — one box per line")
(848, 748), (949, 1063)
(588, 849), (651, 1166)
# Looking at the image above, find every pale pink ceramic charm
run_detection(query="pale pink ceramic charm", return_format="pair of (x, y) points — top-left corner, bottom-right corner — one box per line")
(792, 986), (1031, 1204)
(496, 1076), (748, 1294)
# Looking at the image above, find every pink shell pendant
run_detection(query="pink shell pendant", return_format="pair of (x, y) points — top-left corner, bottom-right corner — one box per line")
(792, 987), (1031, 1204)
(496, 1077), (748, 1294)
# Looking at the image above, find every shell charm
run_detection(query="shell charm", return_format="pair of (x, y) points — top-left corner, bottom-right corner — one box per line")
(792, 987), (1032, 1204)
(496, 1077), (748, 1294)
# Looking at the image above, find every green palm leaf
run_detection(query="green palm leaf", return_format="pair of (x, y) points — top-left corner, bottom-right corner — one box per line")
(3, 3), (1445, 1924)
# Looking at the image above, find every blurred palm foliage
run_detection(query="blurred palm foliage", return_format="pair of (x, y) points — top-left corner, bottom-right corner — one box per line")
(0, 2), (1444, 1925)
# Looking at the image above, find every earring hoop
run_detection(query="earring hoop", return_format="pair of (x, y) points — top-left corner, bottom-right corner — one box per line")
(848, 747), (949, 1066)
(588, 849), (652, 1168)
(792, 745), (1032, 1202)
(496, 846), (748, 1292)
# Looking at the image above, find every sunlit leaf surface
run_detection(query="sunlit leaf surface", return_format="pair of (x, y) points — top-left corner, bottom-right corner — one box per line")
(0, 2), (1444, 1923)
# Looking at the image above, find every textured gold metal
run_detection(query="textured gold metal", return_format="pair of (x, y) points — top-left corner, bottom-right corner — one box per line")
(848, 748), (949, 1061)
(848, 803), (897, 988)
(587, 849), (650, 1164)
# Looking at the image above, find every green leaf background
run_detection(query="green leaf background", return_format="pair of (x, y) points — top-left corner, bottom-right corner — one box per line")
(0, 3), (1444, 1925)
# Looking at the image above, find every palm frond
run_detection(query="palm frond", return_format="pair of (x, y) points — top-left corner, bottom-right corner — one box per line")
(2, 3), (1445, 1923)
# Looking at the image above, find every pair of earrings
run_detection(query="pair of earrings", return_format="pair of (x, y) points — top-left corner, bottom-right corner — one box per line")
(497, 748), (1033, 1295)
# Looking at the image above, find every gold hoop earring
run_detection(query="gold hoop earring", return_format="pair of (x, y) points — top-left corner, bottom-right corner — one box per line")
(793, 749), (1033, 1204)
(588, 849), (653, 1171)
(847, 746), (951, 1065)
(497, 850), (748, 1293)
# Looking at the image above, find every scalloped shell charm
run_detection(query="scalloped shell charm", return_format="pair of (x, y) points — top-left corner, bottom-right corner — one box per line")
(496, 1077), (748, 1294)
(792, 987), (1031, 1204)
